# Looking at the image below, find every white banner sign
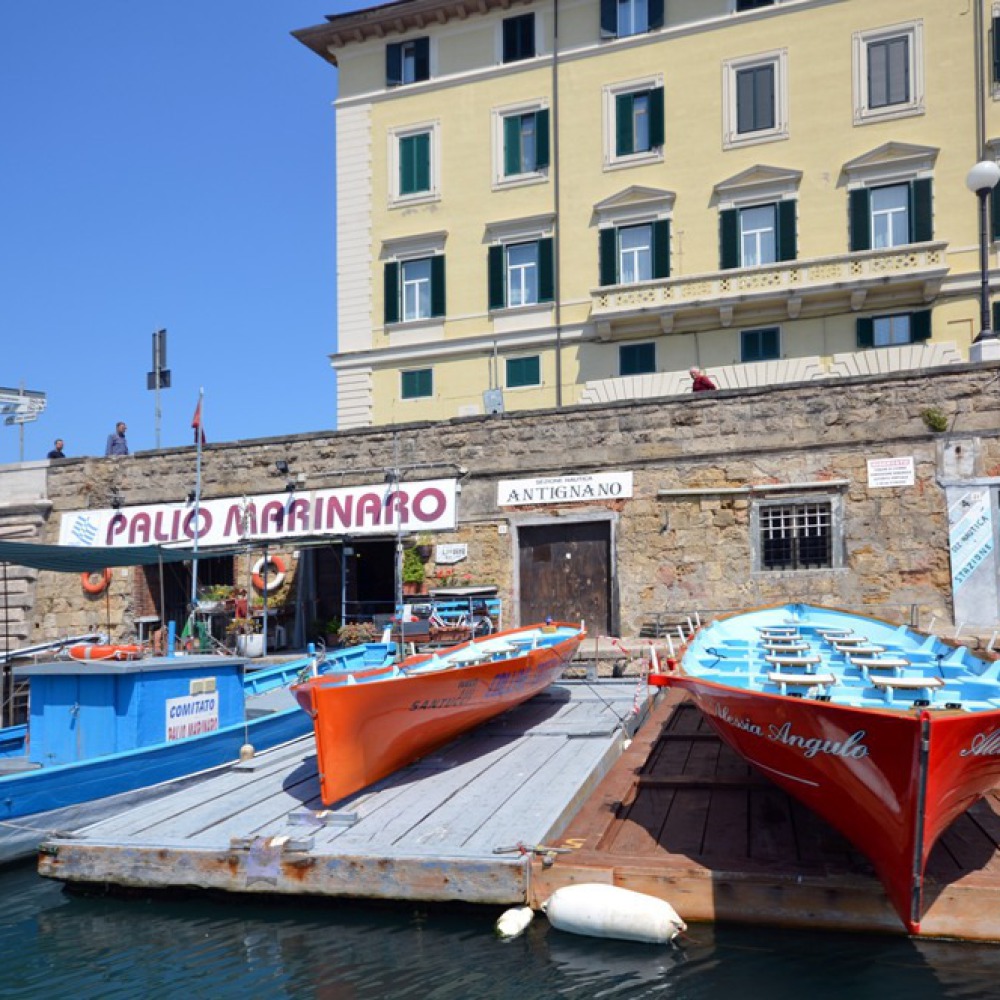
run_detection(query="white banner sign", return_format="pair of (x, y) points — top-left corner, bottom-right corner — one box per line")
(498, 471), (633, 507)
(949, 490), (994, 591)
(165, 692), (219, 741)
(867, 456), (915, 488)
(59, 479), (457, 549)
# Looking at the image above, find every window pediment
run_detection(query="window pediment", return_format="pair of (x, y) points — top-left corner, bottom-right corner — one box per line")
(713, 165), (802, 208)
(380, 230), (448, 261)
(484, 212), (555, 244)
(593, 185), (675, 227)
(842, 142), (938, 188)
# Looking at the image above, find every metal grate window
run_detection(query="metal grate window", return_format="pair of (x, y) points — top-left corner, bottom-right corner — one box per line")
(760, 501), (832, 571)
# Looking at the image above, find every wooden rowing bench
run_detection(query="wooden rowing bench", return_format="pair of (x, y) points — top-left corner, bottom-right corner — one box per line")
(825, 634), (869, 646)
(766, 671), (837, 695)
(762, 640), (810, 652)
(869, 674), (945, 704)
(764, 653), (822, 669)
(759, 627), (800, 637)
(849, 655), (910, 676)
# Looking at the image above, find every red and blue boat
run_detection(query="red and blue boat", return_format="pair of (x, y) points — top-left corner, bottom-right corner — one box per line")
(651, 603), (1000, 934)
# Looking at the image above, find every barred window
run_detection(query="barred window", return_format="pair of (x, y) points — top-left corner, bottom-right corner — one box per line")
(759, 501), (832, 571)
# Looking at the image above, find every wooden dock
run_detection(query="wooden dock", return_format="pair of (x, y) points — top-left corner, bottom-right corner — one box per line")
(38, 683), (1000, 939)
(37, 680), (648, 904)
(531, 689), (1000, 941)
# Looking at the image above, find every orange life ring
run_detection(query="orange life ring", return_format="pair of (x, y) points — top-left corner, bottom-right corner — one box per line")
(81, 568), (113, 594)
(68, 644), (143, 662)
(252, 555), (286, 593)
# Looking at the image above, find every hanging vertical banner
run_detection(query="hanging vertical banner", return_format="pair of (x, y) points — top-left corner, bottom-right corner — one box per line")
(948, 490), (994, 591)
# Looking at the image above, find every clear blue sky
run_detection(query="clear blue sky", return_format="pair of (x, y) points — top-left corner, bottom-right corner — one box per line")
(1, 2), (365, 466)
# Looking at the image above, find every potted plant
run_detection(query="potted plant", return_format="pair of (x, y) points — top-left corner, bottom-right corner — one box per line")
(337, 620), (380, 647)
(402, 547), (426, 595)
(414, 533), (433, 562)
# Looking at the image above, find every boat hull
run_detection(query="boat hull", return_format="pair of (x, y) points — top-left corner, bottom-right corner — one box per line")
(294, 624), (584, 806)
(656, 604), (1000, 934)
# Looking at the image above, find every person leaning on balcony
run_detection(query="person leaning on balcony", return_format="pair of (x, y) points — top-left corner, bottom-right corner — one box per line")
(689, 367), (717, 392)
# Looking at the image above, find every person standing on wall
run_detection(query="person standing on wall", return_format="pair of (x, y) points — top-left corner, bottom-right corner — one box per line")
(689, 367), (717, 392)
(46, 439), (65, 459)
(105, 422), (129, 456)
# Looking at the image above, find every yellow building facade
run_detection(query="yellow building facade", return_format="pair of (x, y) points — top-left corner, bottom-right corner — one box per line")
(296, 0), (1000, 429)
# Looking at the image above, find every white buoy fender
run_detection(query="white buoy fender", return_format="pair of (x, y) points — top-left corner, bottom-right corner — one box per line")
(542, 884), (686, 944)
(495, 906), (534, 939)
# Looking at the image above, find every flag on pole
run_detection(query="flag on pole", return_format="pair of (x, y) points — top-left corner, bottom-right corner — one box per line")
(191, 395), (206, 444)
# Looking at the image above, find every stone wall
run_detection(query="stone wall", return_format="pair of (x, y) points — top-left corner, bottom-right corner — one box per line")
(6, 360), (1000, 645)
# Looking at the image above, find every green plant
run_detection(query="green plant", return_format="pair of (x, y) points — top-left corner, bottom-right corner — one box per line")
(200, 584), (233, 602)
(921, 407), (949, 433)
(338, 620), (380, 646)
(226, 617), (258, 635)
(402, 546), (426, 584)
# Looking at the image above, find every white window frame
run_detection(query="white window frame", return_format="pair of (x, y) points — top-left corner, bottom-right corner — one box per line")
(603, 76), (664, 171)
(852, 21), (924, 126)
(617, 0), (649, 38)
(873, 313), (912, 346)
(618, 223), (653, 283)
(722, 49), (788, 150)
(739, 204), (778, 267)
(491, 100), (549, 191)
(506, 242), (539, 308)
(400, 258), (433, 322)
(387, 120), (440, 208)
(504, 354), (542, 390)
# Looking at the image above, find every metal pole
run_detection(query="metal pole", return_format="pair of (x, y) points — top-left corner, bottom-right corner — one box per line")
(977, 187), (992, 340)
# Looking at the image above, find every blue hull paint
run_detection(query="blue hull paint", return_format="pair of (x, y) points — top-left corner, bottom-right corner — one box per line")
(0, 643), (395, 863)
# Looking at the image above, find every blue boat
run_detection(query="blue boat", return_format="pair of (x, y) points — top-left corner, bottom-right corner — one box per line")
(0, 642), (395, 864)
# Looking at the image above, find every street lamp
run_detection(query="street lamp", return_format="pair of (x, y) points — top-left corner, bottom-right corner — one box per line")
(965, 160), (1000, 349)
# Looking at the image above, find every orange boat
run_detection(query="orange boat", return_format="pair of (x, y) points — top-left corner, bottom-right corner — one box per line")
(292, 621), (585, 806)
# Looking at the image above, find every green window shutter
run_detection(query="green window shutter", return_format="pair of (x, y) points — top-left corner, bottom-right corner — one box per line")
(430, 255), (446, 318)
(534, 109), (550, 170)
(599, 228), (617, 286)
(910, 178), (933, 242)
(488, 245), (505, 310)
(648, 0), (664, 31)
(386, 43), (402, 86)
(384, 262), (400, 325)
(856, 316), (874, 348)
(648, 87), (665, 149)
(399, 136), (414, 194)
(849, 188), (871, 251)
(910, 310), (931, 342)
(503, 116), (521, 176)
(777, 200), (797, 261)
(994, 18), (1000, 83)
(615, 93), (634, 156)
(537, 237), (554, 302)
(652, 219), (671, 278)
(414, 37), (430, 80)
(720, 209), (740, 269)
(992, 188), (1000, 242)
(600, 0), (617, 38)
(414, 132), (430, 192)
(993, 301), (1000, 333)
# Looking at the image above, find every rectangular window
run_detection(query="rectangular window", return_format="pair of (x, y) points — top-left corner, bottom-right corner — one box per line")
(489, 238), (554, 310)
(619, 342), (656, 376)
(502, 13), (535, 63)
(502, 109), (550, 177)
(741, 327), (780, 362)
(737, 0), (775, 9)
(613, 86), (664, 158)
(401, 368), (433, 400)
(601, 0), (662, 38)
(383, 256), (445, 325)
(599, 219), (670, 286)
(399, 132), (430, 196)
(867, 35), (909, 109)
(720, 200), (796, 269)
(759, 501), (833, 571)
(856, 311), (931, 348)
(506, 355), (541, 388)
(870, 184), (909, 249)
(849, 179), (932, 251)
(386, 38), (430, 86)
(736, 63), (775, 134)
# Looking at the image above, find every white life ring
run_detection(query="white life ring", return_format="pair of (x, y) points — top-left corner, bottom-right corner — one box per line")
(252, 555), (286, 593)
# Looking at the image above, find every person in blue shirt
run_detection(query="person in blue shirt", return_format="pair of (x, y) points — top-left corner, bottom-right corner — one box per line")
(105, 422), (129, 456)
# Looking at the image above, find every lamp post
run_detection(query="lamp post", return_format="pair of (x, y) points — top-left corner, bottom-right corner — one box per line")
(965, 160), (1000, 357)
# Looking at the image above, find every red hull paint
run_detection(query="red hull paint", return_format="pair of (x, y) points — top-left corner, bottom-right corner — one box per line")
(666, 675), (1000, 933)
(293, 624), (583, 807)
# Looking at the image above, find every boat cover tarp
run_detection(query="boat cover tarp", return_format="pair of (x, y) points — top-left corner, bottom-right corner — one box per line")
(0, 540), (243, 572)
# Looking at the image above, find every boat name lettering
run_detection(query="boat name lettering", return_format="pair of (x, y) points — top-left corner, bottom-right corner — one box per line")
(959, 729), (1000, 757)
(768, 722), (869, 760)
(167, 697), (217, 718)
(485, 667), (535, 699)
(716, 704), (763, 736)
(410, 679), (477, 713)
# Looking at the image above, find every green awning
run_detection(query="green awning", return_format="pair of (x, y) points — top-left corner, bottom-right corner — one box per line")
(0, 540), (239, 572)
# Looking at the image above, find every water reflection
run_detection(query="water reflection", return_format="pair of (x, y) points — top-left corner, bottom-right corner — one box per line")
(2, 864), (1000, 999)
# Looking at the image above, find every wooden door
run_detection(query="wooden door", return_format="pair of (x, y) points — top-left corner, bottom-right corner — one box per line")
(518, 521), (612, 634)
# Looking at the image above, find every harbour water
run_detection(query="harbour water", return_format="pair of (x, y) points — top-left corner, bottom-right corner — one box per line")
(3, 863), (1000, 999)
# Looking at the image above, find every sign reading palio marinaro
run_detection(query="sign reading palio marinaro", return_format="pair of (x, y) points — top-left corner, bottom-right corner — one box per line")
(58, 478), (458, 549)
(497, 471), (633, 506)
